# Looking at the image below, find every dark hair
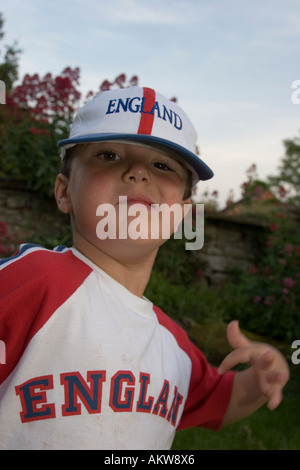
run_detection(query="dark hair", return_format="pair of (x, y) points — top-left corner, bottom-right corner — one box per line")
(60, 147), (75, 177)
(183, 170), (193, 200)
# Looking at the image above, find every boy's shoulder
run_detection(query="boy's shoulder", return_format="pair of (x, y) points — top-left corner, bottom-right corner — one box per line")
(0, 245), (93, 386)
(0, 243), (91, 276)
(0, 243), (91, 287)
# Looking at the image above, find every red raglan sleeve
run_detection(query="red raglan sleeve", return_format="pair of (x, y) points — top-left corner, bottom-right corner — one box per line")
(177, 340), (235, 431)
(0, 245), (92, 385)
(0, 247), (46, 385)
(153, 305), (235, 431)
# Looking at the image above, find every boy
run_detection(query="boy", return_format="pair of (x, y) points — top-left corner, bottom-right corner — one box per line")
(0, 86), (289, 449)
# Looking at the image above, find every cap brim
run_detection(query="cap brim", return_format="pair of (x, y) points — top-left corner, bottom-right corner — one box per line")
(57, 133), (214, 183)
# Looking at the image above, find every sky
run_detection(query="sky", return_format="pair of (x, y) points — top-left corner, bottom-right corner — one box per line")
(1, 0), (300, 208)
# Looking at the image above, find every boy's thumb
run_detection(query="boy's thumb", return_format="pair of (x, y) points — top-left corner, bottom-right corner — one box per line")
(226, 320), (251, 350)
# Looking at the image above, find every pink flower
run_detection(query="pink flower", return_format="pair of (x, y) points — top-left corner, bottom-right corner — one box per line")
(270, 223), (279, 232)
(278, 186), (287, 198)
(253, 296), (262, 304)
(264, 295), (275, 306)
(29, 127), (51, 136)
(0, 222), (7, 236)
(254, 185), (264, 200)
(283, 244), (293, 256)
(263, 267), (272, 275)
(196, 269), (205, 279)
(249, 265), (258, 274)
(282, 277), (295, 288)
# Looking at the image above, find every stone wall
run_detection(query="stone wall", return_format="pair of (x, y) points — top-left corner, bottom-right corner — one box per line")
(0, 180), (267, 283)
(197, 212), (267, 285)
(0, 178), (69, 248)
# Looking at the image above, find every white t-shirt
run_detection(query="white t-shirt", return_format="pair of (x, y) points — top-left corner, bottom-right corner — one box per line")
(0, 244), (234, 449)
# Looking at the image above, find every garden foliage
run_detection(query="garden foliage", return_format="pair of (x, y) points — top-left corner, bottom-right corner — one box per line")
(225, 207), (300, 342)
(222, 164), (300, 342)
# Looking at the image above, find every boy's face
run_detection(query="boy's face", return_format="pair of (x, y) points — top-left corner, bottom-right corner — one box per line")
(55, 142), (191, 258)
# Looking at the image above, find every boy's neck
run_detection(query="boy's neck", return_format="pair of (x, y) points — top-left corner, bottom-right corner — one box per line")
(72, 234), (159, 298)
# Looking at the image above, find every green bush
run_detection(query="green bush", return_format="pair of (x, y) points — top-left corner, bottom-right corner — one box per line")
(0, 117), (64, 197)
(145, 235), (226, 325)
(146, 202), (300, 343)
(0, 68), (80, 197)
(223, 208), (300, 342)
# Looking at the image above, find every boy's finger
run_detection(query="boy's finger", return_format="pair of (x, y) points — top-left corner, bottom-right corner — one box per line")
(265, 385), (283, 410)
(218, 346), (254, 374)
(266, 370), (289, 386)
(252, 349), (274, 370)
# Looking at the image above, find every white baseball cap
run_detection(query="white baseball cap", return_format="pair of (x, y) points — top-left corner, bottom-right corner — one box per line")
(57, 86), (214, 185)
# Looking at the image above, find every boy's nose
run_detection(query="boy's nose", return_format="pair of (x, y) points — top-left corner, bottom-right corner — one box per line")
(123, 163), (150, 184)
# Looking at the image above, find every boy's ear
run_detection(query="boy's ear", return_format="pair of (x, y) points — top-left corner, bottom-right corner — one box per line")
(54, 174), (72, 214)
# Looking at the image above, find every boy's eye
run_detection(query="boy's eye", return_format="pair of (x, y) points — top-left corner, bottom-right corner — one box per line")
(153, 162), (173, 172)
(97, 151), (122, 162)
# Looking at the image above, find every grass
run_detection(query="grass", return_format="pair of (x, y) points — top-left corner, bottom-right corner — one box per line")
(172, 365), (300, 450)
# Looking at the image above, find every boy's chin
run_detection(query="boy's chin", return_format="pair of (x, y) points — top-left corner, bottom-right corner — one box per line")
(98, 234), (168, 249)
(94, 236), (167, 259)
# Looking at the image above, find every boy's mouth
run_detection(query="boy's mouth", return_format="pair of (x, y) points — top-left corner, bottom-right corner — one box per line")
(118, 194), (154, 208)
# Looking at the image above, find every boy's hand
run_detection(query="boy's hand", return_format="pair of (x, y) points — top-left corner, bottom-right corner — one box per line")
(219, 321), (290, 410)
